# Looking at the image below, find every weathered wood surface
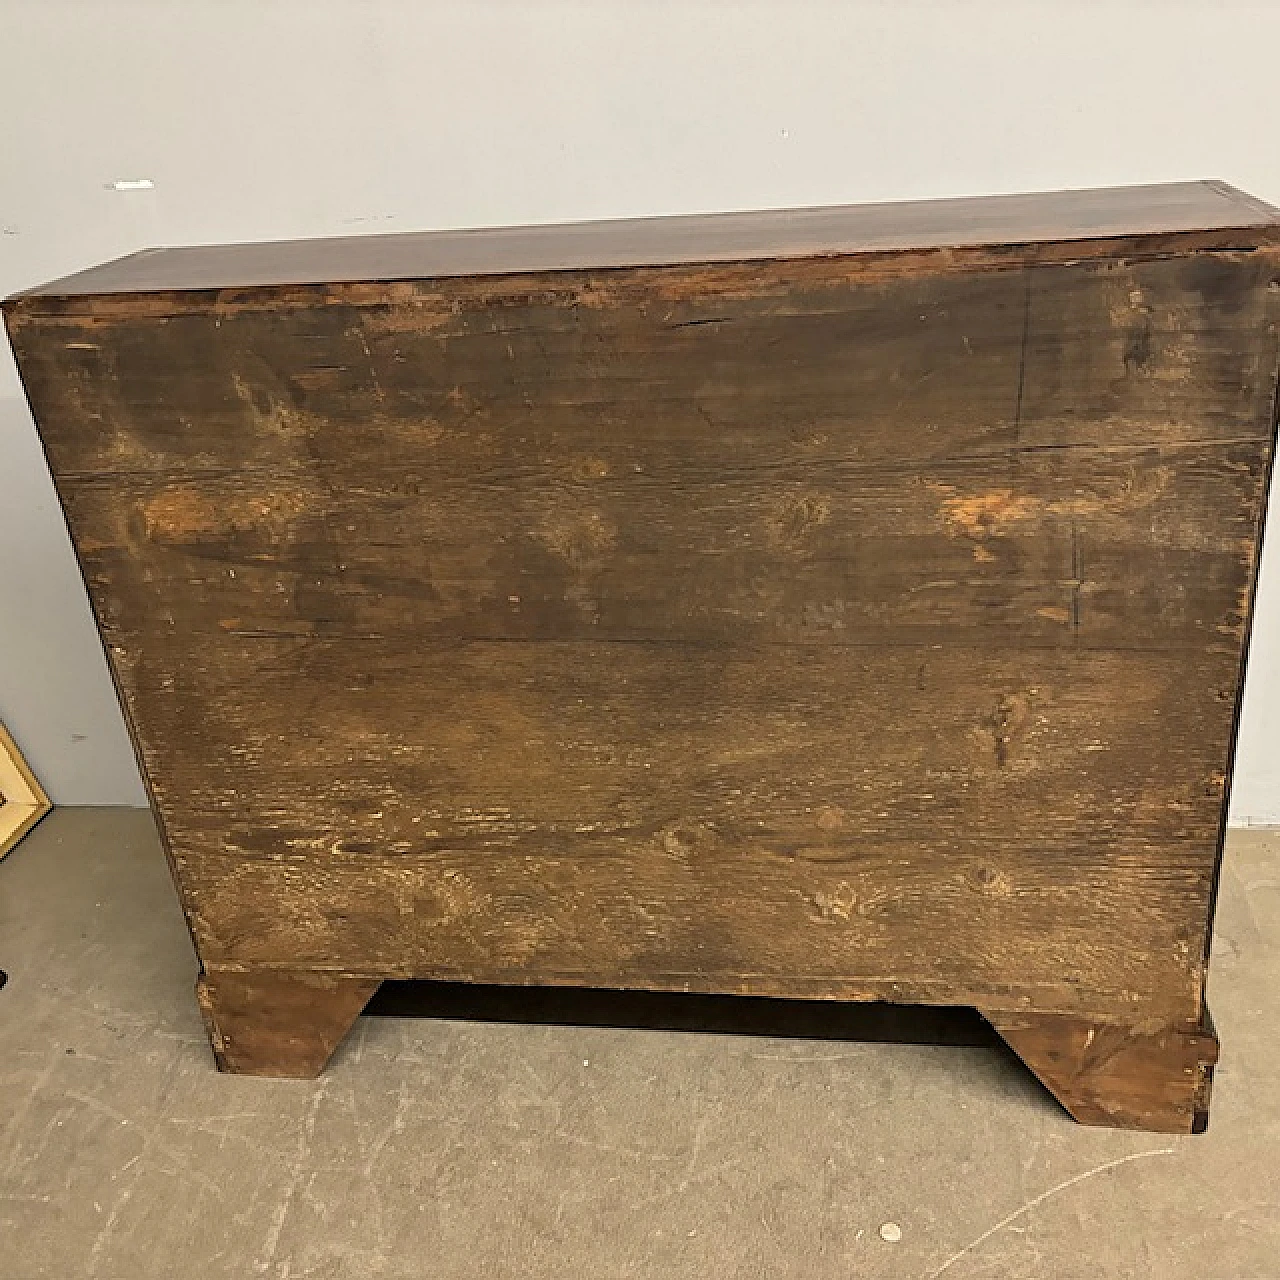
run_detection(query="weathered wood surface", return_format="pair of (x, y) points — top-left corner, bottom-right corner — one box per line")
(197, 970), (380, 1077)
(85, 640), (1243, 1022)
(5, 183), (1278, 1122)
(985, 1007), (1219, 1134)
(12, 256), (1276, 654)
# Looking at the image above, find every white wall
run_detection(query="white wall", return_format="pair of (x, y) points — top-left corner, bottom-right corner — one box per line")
(1, 0), (1277, 819)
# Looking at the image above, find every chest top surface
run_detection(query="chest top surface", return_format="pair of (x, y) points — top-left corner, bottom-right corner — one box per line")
(8, 180), (1279, 304)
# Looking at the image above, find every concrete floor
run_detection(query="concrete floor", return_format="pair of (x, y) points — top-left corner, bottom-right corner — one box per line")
(1, 810), (1277, 1278)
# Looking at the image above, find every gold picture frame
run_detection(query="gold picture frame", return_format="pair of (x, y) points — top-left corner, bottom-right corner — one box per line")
(0, 722), (51, 860)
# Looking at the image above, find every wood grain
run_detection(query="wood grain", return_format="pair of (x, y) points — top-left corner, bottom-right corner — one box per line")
(118, 637), (1224, 1022)
(5, 186), (1277, 1113)
(10, 254), (1275, 660)
(196, 970), (380, 1076)
(985, 1008), (1219, 1133)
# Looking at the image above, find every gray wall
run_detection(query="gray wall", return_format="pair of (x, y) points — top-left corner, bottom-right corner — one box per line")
(2, 0), (1278, 820)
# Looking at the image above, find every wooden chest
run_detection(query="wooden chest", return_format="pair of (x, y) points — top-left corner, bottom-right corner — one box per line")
(7, 181), (1277, 1133)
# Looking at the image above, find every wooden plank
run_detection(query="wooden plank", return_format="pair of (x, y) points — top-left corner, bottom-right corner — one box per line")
(13, 180), (1279, 300)
(196, 970), (380, 1077)
(984, 1009), (1219, 1133)
(11, 255), (1275, 487)
(53, 438), (1265, 651)
(17, 253), (1274, 656)
(102, 635), (1229, 1023)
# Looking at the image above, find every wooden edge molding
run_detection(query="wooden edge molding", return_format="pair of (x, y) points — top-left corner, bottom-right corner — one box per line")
(0, 721), (52, 861)
(982, 1006), (1219, 1134)
(196, 970), (382, 1077)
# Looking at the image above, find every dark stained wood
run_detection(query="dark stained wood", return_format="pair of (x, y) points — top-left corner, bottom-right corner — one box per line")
(8, 254), (1275, 658)
(984, 1007), (1219, 1134)
(4, 183), (1277, 1122)
(196, 970), (380, 1076)
(14, 179), (1279, 299)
